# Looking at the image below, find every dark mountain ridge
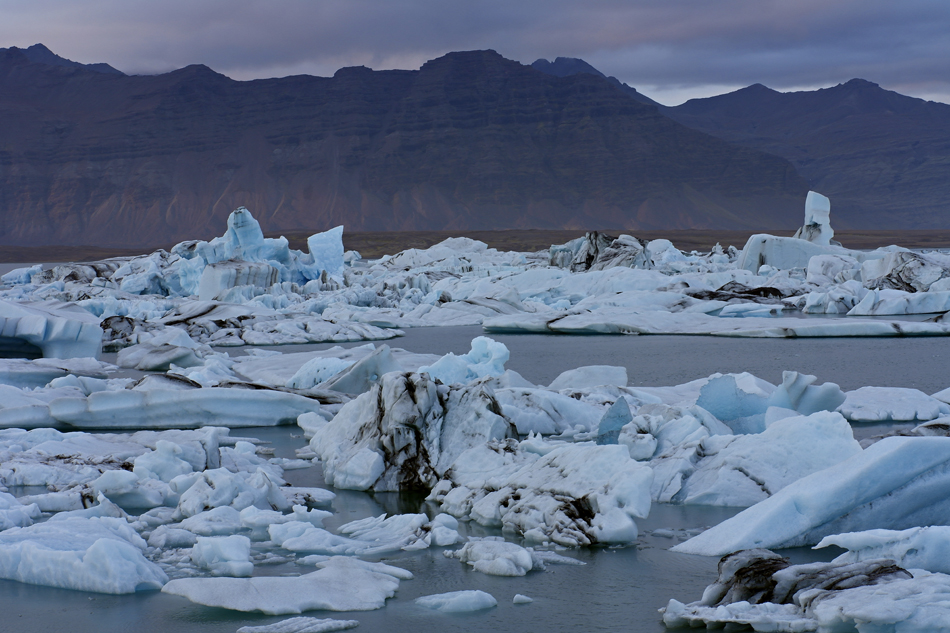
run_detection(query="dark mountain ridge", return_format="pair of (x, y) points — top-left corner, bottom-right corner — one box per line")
(0, 46), (807, 247)
(533, 60), (950, 230)
(531, 57), (660, 107)
(15, 43), (124, 75)
(664, 79), (950, 228)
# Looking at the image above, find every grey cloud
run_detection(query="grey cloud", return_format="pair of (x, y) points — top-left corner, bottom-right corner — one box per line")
(2, 0), (948, 104)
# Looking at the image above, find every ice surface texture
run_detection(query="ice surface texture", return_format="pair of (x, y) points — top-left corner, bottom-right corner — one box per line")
(5, 196), (950, 366)
(661, 548), (950, 633)
(415, 590), (497, 613)
(311, 371), (514, 491)
(674, 436), (950, 555)
(162, 557), (409, 614)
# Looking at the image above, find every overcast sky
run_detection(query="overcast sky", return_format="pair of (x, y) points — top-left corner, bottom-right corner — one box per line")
(3, 0), (949, 105)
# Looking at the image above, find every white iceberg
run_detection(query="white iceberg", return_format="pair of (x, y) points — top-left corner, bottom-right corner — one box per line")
(415, 590), (497, 613)
(0, 515), (167, 594)
(162, 557), (409, 614)
(673, 436), (950, 555)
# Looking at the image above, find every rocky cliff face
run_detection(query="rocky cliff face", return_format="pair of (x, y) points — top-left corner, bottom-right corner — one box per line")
(0, 47), (808, 247)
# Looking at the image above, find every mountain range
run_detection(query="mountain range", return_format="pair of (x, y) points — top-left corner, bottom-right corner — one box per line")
(533, 57), (950, 231)
(0, 45), (944, 247)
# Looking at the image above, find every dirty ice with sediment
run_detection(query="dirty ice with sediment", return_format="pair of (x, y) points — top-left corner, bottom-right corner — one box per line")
(1, 191), (950, 630)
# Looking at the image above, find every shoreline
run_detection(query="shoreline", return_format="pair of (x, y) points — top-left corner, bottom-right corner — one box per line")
(4, 228), (950, 263)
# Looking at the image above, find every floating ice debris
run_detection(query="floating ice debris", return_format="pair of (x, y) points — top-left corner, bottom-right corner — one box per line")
(816, 526), (950, 575)
(862, 250), (950, 293)
(648, 410), (861, 507)
(0, 357), (111, 389)
(417, 336), (509, 385)
(839, 386), (950, 422)
(4, 198), (950, 352)
(430, 441), (652, 546)
(0, 490), (40, 529)
(444, 537), (582, 576)
(493, 385), (608, 435)
(0, 427), (227, 487)
(311, 371), (514, 491)
(162, 557), (408, 614)
(0, 299), (103, 359)
(596, 398), (633, 445)
(673, 436), (950, 555)
(548, 365), (627, 391)
(236, 618), (359, 633)
(190, 535), (253, 577)
(415, 590), (497, 613)
(513, 594), (534, 604)
(0, 515), (168, 594)
(269, 512), (458, 556)
(445, 539), (535, 576)
(30, 386), (322, 430)
(317, 345), (401, 394)
(660, 548), (937, 631)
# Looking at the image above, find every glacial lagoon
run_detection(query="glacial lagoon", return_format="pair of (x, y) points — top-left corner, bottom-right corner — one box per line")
(2, 326), (944, 633)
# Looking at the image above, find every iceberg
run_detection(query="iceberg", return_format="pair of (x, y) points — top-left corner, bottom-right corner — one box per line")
(0, 515), (168, 594)
(430, 441), (652, 546)
(816, 526), (950, 575)
(162, 557), (409, 614)
(417, 336), (510, 385)
(659, 548), (947, 632)
(415, 590), (497, 613)
(190, 535), (253, 577)
(311, 371), (514, 491)
(673, 436), (950, 555)
(444, 537), (581, 576)
(0, 300), (103, 359)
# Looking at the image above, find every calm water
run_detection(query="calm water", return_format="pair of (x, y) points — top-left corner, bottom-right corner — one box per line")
(248, 324), (950, 393)
(3, 326), (939, 632)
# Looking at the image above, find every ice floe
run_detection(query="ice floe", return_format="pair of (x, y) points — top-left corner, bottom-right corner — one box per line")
(415, 590), (497, 613)
(816, 526), (950, 575)
(236, 618), (359, 633)
(444, 537), (582, 576)
(429, 440), (652, 546)
(0, 515), (168, 593)
(673, 436), (950, 555)
(3, 192), (949, 370)
(660, 548), (950, 632)
(162, 557), (410, 614)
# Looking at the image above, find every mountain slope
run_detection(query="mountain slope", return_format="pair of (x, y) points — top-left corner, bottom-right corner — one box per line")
(15, 43), (124, 75)
(531, 56), (660, 107)
(0, 47), (808, 247)
(663, 80), (950, 229)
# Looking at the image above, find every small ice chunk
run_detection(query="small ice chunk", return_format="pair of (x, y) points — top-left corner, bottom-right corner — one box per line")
(513, 594), (533, 604)
(190, 535), (253, 577)
(548, 365), (628, 390)
(162, 557), (407, 614)
(236, 618), (359, 633)
(445, 540), (535, 576)
(418, 337), (509, 385)
(415, 590), (497, 613)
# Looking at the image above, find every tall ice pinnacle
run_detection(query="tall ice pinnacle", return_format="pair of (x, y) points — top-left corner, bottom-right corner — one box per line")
(793, 191), (834, 246)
